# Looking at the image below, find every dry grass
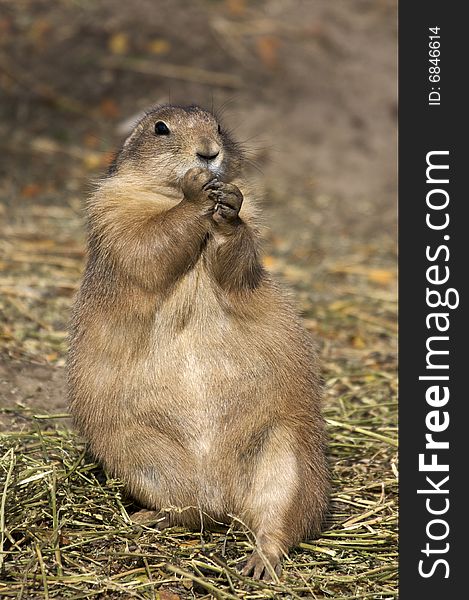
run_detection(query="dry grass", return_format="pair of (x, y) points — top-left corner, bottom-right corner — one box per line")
(0, 364), (397, 598)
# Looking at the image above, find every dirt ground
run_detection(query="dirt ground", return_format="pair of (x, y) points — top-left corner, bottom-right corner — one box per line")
(0, 0), (397, 597)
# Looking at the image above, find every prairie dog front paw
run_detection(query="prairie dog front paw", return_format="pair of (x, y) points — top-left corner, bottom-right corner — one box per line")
(208, 181), (244, 224)
(181, 167), (218, 211)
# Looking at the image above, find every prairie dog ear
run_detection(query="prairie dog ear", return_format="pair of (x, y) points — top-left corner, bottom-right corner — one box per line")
(121, 117), (147, 150)
(117, 97), (168, 140)
(117, 109), (148, 136)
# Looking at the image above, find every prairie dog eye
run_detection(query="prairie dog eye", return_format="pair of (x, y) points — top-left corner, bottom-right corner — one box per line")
(155, 121), (170, 135)
(217, 124), (222, 134)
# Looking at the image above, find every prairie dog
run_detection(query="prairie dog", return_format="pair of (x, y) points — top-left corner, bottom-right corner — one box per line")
(68, 105), (329, 579)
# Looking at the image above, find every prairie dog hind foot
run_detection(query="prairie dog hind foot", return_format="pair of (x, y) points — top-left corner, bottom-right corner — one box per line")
(130, 509), (170, 529)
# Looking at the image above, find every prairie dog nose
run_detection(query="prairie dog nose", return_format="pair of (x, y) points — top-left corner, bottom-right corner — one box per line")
(196, 138), (220, 161)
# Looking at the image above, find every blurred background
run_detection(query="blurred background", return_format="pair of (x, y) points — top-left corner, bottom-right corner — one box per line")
(0, 0), (396, 434)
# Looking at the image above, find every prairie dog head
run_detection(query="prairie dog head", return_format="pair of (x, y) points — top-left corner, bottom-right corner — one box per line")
(108, 105), (243, 192)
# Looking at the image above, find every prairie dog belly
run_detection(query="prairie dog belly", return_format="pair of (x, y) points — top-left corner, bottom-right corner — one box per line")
(149, 265), (265, 391)
(147, 269), (264, 417)
(136, 272), (267, 511)
(140, 269), (272, 466)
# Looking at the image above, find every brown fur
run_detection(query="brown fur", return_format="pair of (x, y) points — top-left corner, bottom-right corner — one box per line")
(68, 105), (330, 580)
